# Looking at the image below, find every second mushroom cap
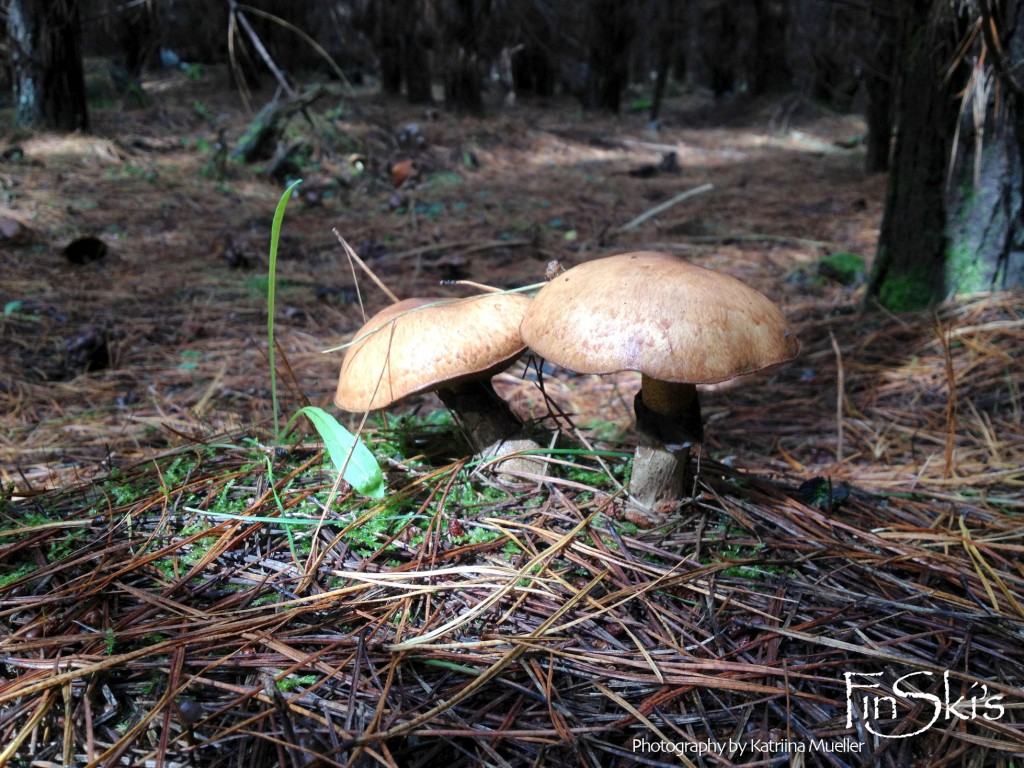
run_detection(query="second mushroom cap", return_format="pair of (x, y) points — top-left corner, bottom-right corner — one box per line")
(336, 293), (532, 412)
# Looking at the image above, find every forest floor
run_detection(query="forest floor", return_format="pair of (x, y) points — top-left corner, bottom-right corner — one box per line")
(1, 67), (1022, 766)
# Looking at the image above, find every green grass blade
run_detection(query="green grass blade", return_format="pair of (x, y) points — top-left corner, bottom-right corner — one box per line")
(267, 179), (303, 444)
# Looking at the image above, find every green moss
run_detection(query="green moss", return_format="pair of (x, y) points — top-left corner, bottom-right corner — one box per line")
(502, 540), (523, 558)
(0, 564), (36, 587)
(456, 525), (502, 546)
(278, 674), (318, 692)
(583, 419), (627, 442)
(877, 266), (934, 312)
(946, 243), (989, 295)
(48, 530), (86, 561)
(566, 467), (611, 487)
(817, 251), (866, 285)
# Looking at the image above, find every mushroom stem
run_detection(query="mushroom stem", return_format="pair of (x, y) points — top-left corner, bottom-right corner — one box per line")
(639, 377), (701, 430)
(628, 443), (691, 520)
(435, 379), (526, 454)
(436, 381), (546, 483)
(628, 376), (704, 523)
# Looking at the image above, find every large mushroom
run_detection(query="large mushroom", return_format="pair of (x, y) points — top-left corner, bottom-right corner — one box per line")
(336, 293), (539, 473)
(520, 251), (799, 523)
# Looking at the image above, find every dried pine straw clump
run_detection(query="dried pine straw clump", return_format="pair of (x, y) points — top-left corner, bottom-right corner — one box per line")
(691, 291), (1024, 496)
(1, 292), (1023, 767)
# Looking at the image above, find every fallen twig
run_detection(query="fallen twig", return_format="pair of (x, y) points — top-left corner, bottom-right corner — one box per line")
(617, 182), (713, 232)
(333, 229), (400, 304)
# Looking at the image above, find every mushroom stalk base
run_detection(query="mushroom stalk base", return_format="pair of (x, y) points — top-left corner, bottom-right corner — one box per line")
(627, 379), (703, 525)
(627, 444), (692, 524)
(480, 437), (547, 484)
(436, 380), (524, 453)
(437, 381), (545, 483)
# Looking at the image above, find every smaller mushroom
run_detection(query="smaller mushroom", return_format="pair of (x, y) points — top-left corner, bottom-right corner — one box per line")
(520, 251), (799, 524)
(336, 294), (541, 478)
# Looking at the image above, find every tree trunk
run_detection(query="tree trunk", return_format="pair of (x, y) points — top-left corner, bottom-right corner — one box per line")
(699, 0), (742, 98)
(8, 0), (88, 131)
(863, 0), (897, 173)
(379, 45), (404, 96)
(648, 0), (680, 123)
(863, 67), (894, 173)
(443, 50), (483, 113)
(955, 0), (1024, 291)
(403, 34), (434, 104)
(353, 0), (432, 102)
(748, 0), (792, 95)
(582, 0), (635, 113)
(438, 0), (487, 113)
(512, 44), (556, 98)
(650, 46), (670, 123)
(869, 1), (1024, 310)
(868, 2), (959, 311)
(118, 1), (158, 76)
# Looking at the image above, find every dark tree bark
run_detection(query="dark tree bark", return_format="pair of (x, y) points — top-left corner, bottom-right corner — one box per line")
(403, 29), (434, 104)
(862, 0), (898, 173)
(953, 0), (1024, 291)
(118, 1), (159, 77)
(438, 0), (488, 113)
(869, 2), (960, 310)
(748, 0), (792, 95)
(646, 0), (682, 122)
(869, 0), (1024, 310)
(698, 0), (748, 98)
(442, 51), (484, 112)
(511, 43), (556, 98)
(502, 0), (557, 99)
(7, 0), (88, 131)
(379, 41), (404, 96)
(352, 0), (434, 103)
(583, 0), (636, 112)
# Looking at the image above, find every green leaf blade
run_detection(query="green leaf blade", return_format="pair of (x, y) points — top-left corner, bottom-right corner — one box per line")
(294, 406), (385, 499)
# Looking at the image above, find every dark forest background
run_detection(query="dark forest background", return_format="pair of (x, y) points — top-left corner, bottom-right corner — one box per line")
(3, 0), (1024, 306)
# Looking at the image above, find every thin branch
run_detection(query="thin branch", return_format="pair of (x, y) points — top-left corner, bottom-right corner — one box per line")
(332, 229), (401, 304)
(829, 330), (845, 464)
(617, 183), (714, 232)
(230, 1), (296, 98)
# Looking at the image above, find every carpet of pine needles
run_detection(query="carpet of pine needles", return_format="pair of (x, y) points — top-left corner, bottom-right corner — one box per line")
(1, 68), (1023, 766)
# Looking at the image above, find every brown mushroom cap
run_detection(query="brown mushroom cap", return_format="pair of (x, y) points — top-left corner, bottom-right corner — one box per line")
(336, 293), (531, 412)
(520, 251), (799, 384)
